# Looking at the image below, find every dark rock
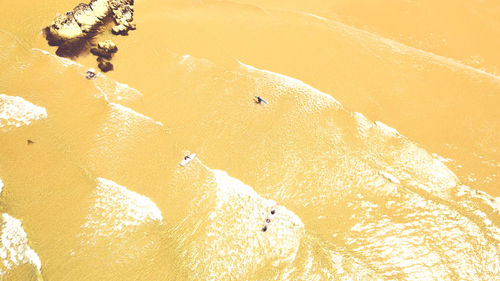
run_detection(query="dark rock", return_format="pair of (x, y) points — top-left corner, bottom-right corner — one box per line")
(90, 40), (117, 59)
(45, 0), (134, 70)
(98, 59), (114, 72)
(45, 0), (135, 48)
(90, 47), (111, 59)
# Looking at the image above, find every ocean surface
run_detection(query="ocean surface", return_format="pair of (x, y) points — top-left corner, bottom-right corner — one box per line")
(0, 0), (499, 280)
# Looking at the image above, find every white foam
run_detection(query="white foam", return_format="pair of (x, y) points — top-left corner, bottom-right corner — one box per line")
(0, 213), (42, 275)
(237, 58), (488, 238)
(0, 94), (47, 131)
(178, 53), (216, 72)
(238, 61), (342, 111)
(180, 54), (195, 72)
(81, 178), (162, 239)
(429, 158), (458, 187)
(32, 48), (143, 104)
(379, 171), (400, 184)
(180, 153), (196, 167)
(374, 121), (401, 138)
(458, 185), (500, 216)
(348, 193), (499, 280)
(109, 102), (163, 126)
(32, 48), (49, 55)
(115, 82), (143, 98)
(353, 112), (372, 128)
(180, 54), (191, 62)
(298, 12), (500, 82)
(178, 169), (304, 280)
(212, 170), (262, 202)
(88, 103), (165, 162)
(94, 81), (144, 104)
(494, 198), (500, 210)
(432, 153), (452, 163)
(32, 48), (76, 67)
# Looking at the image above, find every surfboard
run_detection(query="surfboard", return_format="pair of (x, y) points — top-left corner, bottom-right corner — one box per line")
(180, 153), (196, 166)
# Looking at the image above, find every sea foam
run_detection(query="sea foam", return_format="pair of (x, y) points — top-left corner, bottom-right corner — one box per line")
(32, 48), (143, 104)
(0, 213), (42, 275)
(176, 168), (304, 280)
(238, 61), (341, 113)
(81, 177), (162, 239)
(0, 94), (47, 131)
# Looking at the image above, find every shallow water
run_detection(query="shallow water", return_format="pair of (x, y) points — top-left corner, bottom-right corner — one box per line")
(0, 0), (499, 280)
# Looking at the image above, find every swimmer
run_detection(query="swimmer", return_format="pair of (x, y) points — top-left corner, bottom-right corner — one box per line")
(270, 203), (279, 215)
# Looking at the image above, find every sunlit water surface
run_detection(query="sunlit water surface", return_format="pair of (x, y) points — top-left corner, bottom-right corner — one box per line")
(0, 0), (499, 280)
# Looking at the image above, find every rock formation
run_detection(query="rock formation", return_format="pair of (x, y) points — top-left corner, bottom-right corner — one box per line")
(97, 57), (114, 72)
(44, 0), (135, 68)
(45, 0), (135, 43)
(91, 40), (117, 72)
(110, 1), (136, 35)
(90, 40), (118, 59)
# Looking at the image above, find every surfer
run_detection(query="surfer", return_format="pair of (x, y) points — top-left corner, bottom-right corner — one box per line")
(254, 96), (268, 104)
(85, 69), (97, 80)
(180, 153), (196, 166)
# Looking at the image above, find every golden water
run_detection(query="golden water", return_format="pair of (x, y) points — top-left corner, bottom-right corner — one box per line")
(0, 0), (499, 280)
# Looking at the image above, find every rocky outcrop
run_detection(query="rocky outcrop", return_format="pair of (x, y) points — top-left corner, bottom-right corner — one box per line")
(97, 58), (114, 72)
(110, 0), (136, 35)
(44, 0), (135, 58)
(91, 40), (117, 72)
(90, 40), (118, 59)
(45, 11), (85, 46)
(73, 3), (100, 33)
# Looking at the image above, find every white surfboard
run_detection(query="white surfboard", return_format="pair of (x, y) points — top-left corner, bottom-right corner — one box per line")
(180, 153), (196, 167)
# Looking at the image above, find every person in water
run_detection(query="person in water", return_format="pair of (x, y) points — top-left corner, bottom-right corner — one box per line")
(262, 205), (278, 232)
(86, 69), (97, 80)
(255, 96), (268, 104)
